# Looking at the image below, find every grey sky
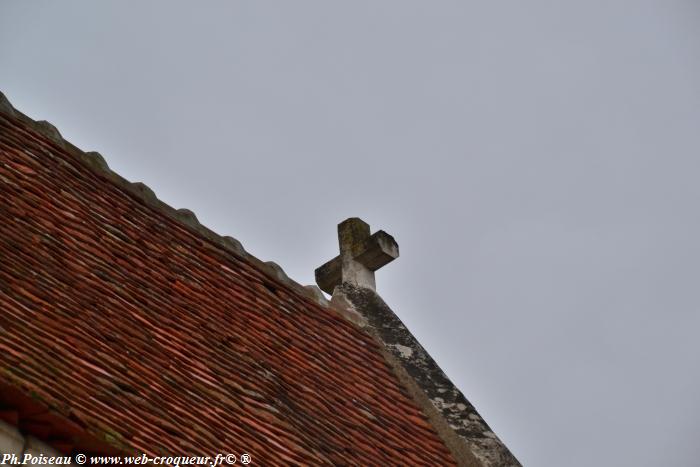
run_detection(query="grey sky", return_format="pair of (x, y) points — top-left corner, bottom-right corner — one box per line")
(3, 1), (700, 465)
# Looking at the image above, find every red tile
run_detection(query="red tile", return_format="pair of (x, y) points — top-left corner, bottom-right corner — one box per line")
(0, 115), (456, 466)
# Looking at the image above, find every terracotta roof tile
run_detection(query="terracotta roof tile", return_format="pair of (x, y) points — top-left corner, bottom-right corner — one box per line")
(0, 113), (457, 465)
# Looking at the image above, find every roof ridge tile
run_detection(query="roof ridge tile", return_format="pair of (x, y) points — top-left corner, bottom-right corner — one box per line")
(0, 90), (329, 312)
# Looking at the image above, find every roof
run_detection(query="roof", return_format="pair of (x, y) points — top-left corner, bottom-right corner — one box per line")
(0, 95), (459, 464)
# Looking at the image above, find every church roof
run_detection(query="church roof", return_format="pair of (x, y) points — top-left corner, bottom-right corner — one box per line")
(0, 94), (459, 465)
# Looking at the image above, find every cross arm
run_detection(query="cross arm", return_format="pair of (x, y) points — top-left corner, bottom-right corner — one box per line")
(354, 230), (399, 271)
(315, 256), (342, 295)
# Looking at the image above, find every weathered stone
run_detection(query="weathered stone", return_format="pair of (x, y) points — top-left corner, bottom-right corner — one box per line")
(175, 208), (199, 228)
(34, 121), (64, 146)
(315, 256), (341, 295)
(130, 182), (158, 205)
(265, 261), (289, 282)
(304, 285), (329, 307)
(355, 231), (399, 271)
(222, 236), (245, 256)
(333, 283), (521, 467)
(315, 218), (399, 294)
(83, 151), (110, 172)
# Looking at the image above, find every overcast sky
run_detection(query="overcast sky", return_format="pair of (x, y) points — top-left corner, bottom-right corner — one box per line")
(3, 2), (700, 466)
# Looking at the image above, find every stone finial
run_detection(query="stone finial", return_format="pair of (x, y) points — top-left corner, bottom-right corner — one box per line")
(315, 218), (399, 294)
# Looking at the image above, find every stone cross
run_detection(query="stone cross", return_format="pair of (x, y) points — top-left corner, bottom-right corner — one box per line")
(315, 218), (399, 294)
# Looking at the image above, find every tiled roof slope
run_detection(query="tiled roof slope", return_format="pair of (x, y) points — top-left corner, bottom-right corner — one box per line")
(0, 101), (457, 465)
